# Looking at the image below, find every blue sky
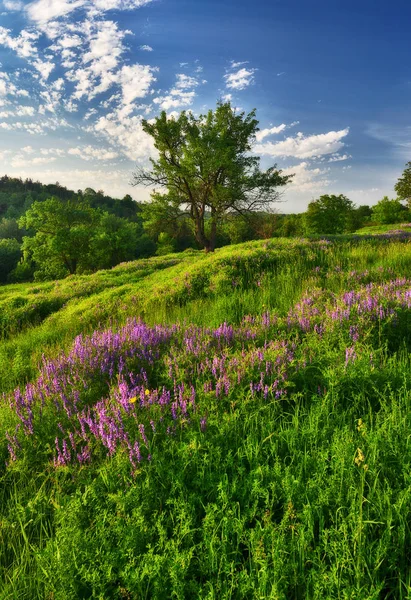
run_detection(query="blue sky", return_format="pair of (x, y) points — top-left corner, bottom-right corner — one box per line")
(0, 0), (410, 212)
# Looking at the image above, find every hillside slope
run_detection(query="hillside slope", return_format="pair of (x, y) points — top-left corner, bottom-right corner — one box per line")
(2, 234), (411, 598)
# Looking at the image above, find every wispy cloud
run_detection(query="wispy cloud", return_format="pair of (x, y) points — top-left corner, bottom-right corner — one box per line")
(328, 153), (351, 162)
(366, 124), (411, 159)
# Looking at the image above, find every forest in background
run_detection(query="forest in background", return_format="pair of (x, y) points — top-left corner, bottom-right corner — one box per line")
(1, 173), (409, 284)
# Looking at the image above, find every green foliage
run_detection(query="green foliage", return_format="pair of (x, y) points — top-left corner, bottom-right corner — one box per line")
(0, 175), (143, 222)
(0, 238), (21, 283)
(156, 231), (175, 255)
(8, 259), (35, 283)
(278, 213), (305, 237)
(134, 101), (292, 251)
(304, 194), (356, 234)
(141, 199), (197, 251)
(18, 197), (151, 279)
(20, 196), (98, 277)
(90, 212), (142, 269)
(394, 161), (411, 204)
(371, 196), (408, 224)
(355, 204), (373, 223)
(0, 217), (25, 242)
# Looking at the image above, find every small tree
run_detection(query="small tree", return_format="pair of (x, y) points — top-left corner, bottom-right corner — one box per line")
(304, 194), (355, 235)
(371, 196), (408, 225)
(133, 101), (292, 252)
(90, 213), (141, 269)
(19, 197), (98, 277)
(394, 162), (411, 205)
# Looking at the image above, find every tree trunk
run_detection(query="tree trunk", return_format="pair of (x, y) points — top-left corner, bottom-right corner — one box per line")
(194, 214), (209, 251)
(207, 210), (218, 253)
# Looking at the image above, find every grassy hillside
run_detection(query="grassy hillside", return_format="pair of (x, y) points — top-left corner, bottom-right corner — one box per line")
(355, 222), (411, 235)
(2, 233), (411, 598)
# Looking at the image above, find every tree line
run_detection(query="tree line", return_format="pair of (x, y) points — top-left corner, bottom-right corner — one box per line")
(1, 102), (411, 284)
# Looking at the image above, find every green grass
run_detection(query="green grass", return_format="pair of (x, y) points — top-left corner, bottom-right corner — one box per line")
(355, 222), (411, 235)
(2, 235), (411, 598)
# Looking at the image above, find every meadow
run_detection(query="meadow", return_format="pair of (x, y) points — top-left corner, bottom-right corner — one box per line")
(2, 233), (411, 599)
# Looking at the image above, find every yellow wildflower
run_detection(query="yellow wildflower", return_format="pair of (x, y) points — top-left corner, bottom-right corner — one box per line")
(354, 448), (365, 467)
(129, 397), (137, 404)
(145, 389), (150, 396)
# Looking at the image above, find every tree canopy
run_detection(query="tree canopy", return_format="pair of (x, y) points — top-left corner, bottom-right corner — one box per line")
(304, 194), (355, 235)
(394, 162), (411, 205)
(133, 101), (292, 252)
(18, 197), (150, 280)
(371, 196), (408, 225)
(19, 197), (98, 277)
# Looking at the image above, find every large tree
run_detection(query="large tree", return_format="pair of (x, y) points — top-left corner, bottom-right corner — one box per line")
(132, 101), (292, 252)
(395, 162), (411, 205)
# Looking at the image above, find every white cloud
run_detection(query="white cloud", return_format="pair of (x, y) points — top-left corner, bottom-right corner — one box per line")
(26, 0), (153, 23)
(282, 161), (332, 193)
(59, 20), (157, 107)
(39, 147), (66, 156)
(0, 116), (71, 134)
(224, 66), (256, 90)
(32, 59), (54, 80)
(175, 73), (199, 89)
(154, 90), (195, 111)
(68, 145), (119, 161)
(119, 64), (157, 105)
(0, 27), (55, 80)
(153, 72), (201, 111)
(255, 124), (286, 142)
(230, 60), (248, 69)
(91, 112), (156, 161)
(0, 27), (39, 59)
(140, 44), (153, 51)
(11, 154), (58, 167)
(3, 0), (24, 10)
(84, 107), (97, 120)
(255, 129), (349, 159)
(26, 0), (85, 23)
(59, 34), (82, 48)
(15, 105), (35, 116)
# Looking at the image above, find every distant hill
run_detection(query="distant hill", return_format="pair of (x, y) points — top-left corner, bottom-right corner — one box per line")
(0, 175), (143, 222)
